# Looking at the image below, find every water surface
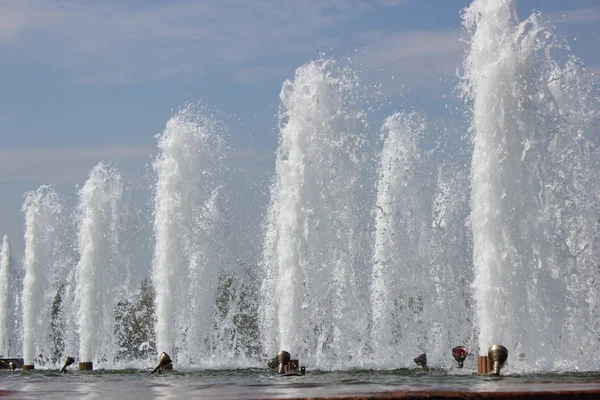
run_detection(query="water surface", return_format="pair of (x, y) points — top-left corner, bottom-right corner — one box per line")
(3, 368), (600, 399)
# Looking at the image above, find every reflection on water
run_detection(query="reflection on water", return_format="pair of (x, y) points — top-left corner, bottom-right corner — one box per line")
(2, 369), (600, 399)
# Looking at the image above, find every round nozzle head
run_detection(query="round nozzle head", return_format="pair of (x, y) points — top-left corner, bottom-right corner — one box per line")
(276, 350), (291, 374)
(158, 352), (172, 366)
(488, 345), (508, 376)
(276, 350), (291, 365)
(452, 346), (468, 368)
(151, 352), (173, 374)
(413, 353), (427, 369)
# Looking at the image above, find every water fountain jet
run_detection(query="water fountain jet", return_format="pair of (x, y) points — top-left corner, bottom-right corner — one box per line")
(75, 163), (133, 370)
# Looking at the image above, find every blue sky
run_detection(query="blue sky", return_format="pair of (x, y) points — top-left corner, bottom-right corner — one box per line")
(0, 0), (599, 258)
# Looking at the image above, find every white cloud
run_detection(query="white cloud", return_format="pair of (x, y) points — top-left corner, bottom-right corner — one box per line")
(0, 0), (410, 85)
(354, 29), (464, 92)
(0, 145), (155, 184)
(0, 144), (275, 185)
(372, 0), (409, 7)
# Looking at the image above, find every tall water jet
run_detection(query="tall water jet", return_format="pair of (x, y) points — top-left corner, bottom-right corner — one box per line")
(152, 104), (228, 365)
(260, 58), (372, 369)
(21, 186), (68, 367)
(370, 113), (474, 367)
(0, 235), (19, 357)
(462, 0), (600, 370)
(75, 163), (134, 367)
(370, 113), (422, 362)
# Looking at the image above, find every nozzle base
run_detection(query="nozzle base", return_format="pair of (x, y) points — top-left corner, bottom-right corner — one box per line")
(477, 356), (491, 375)
(159, 363), (173, 371)
(78, 361), (93, 371)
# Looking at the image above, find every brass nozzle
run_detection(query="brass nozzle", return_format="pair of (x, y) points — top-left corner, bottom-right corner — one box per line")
(488, 345), (508, 376)
(276, 350), (291, 374)
(151, 352), (172, 374)
(59, 355), (75, 373)
(413, 353), (427, 369)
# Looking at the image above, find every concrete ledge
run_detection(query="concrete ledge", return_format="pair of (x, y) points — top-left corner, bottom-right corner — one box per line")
(263, 389), (600, 399)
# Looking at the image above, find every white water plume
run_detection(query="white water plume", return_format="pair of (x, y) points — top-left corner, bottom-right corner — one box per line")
(370, 112), (422, 361)
(0, 235), (19, 357)
(260, 58), (372, 369)
(152, 104), (230, 366)
(21, 186), (70, 366)
(462, 0), (600, 370)
(75, 162), (134, 364)
(370, 113), (474, 367)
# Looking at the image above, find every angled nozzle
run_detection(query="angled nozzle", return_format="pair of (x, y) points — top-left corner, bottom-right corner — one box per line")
(151, 352), (172, 374)
(488, 345), (508, 376)
(276, 350), (291, 374)
(413, 353), (427, 369)
(452, 346), (468, 368)
(59, 355), (75, 373)
(267, 358), (277, 369)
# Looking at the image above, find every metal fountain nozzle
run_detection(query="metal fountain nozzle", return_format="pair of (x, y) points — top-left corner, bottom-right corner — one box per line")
(276, 350), (291, 374)
(267, 357), (277, 369)
(452, 346), (468, 368)
(9, 361), (15, 371)
(488, 345), (508, 376)
(59, 355), (75, 373)
(413, 353), (428, 369)
(151, 352), (173, 374)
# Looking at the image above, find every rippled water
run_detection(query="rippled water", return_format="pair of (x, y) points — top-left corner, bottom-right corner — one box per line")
(2, 368), (600, 399)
